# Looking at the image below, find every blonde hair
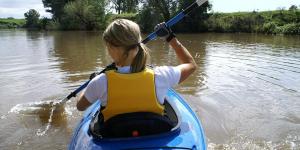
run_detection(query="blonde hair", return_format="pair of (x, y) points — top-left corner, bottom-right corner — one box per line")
(103, 19), (149, 73)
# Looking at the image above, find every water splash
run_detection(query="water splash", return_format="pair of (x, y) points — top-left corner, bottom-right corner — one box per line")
(10, 100), (66, 136)
(36, 105), (56, 136)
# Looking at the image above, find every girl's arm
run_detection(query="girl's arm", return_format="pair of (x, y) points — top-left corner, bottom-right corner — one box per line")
(77, 93), (92, 111)
(155, 22), (197, 83)
(169, 38), (197, 83)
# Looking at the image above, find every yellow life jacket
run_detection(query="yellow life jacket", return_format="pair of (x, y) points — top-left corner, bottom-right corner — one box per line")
(102, 68), (165, 121)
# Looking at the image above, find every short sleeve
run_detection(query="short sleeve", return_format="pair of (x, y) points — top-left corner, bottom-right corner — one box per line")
(84, 74), (107, 104)
(154, 66), (181, 87)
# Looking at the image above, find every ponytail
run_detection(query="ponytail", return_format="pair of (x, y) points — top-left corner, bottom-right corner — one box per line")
(131, 43), (149, 73)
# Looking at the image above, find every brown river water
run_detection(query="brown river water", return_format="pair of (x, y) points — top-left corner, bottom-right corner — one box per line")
(0, 30), (300, 150)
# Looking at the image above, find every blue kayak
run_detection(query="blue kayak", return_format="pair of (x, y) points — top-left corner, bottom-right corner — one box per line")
(69, 89), (207, 150)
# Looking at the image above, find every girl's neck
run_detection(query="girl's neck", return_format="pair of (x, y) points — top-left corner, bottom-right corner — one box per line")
(116, 48), (138, 67)
(116, 56), (133, 67)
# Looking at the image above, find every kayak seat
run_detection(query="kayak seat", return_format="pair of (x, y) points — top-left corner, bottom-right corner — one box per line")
(89, 100), (180, 139)
(102, 112), (174, 138)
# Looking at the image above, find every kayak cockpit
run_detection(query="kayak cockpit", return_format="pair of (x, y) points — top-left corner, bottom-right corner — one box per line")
(69, 90), (207, 150)
(89, 100), (181, 139)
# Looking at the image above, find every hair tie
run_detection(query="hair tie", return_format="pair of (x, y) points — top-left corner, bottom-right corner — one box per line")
(127, 42), (141, 50)
(136, 43), (142, 52)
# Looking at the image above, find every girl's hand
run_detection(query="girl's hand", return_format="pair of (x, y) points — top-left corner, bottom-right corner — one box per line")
(154, 22), (176, 42)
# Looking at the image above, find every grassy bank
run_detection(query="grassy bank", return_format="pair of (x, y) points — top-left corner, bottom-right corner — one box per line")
(0, 18), (25, 29)
(206, 9), (300, 35)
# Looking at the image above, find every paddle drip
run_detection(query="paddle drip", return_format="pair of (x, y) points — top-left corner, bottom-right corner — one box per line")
(35, 101), (63, 136)
(36, 105), (55, 136)
(10, 99), (67, 136)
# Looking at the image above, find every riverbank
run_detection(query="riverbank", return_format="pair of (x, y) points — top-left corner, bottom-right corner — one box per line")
(0, 18), (25, 29)
(206, 9), (300, 35)
(1, 8), (299, 35)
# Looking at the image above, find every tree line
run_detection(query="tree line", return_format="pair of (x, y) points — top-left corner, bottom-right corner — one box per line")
(20, 0), (300, 35)
(24, 0), (211, 31)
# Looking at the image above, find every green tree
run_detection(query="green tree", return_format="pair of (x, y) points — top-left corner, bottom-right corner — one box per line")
(146, 0), (178, 21)
(137, 0), (179, 32)
(63, 0), (107, 30)
(137, 0), (211, 32)
(40, 17), (50, 29)
(137, 4), (161, 32)
(110, 0), (122, 14)
(42, 0), (74, 20)
(174, 0), (211, 32)
(289, 5), (298, 11)
(122, 0), (139, 13)
(24, 9), (40, 28)
(110, 0), (139, 14)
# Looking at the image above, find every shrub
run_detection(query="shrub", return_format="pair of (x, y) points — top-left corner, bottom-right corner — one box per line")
(262, 22), (278, 34)
(281, 23), (300, 34)
(46, 19), (60, 30)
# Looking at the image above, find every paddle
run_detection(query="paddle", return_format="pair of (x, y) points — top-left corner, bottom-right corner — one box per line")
(59, 0), (208, 105)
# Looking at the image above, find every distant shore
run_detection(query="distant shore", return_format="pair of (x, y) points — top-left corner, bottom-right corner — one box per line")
(0, 18), (25, 29)
(1, 9), (299, 35)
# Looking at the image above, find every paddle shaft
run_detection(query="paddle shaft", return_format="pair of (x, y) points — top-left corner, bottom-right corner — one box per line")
(61, 0), (208, 103)
(142, 0), (208, 44)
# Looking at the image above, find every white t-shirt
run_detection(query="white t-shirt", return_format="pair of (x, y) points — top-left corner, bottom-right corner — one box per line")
(84, 66), (181, 106)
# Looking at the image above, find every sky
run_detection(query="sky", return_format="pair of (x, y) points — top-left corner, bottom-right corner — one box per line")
(210, 0), (300, 13)
(0, 0), (300, 18)
(0, 0), (51, 18)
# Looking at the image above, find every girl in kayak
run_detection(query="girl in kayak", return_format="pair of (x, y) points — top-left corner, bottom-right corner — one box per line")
(76, 19), (197, 120)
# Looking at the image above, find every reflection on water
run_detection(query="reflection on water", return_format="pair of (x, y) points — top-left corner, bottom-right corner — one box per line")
(0, 30), (300, 149)
(49, 31), (109, 83)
